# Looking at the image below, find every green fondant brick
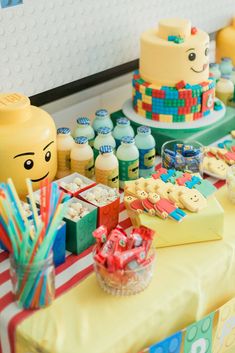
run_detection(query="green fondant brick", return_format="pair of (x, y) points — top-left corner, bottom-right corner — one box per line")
(145, 87), (153, 96)
(146, 112), (152, 120)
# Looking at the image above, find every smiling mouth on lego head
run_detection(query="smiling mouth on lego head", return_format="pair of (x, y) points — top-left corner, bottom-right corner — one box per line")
(31, 172), (49, 183)
(191, 64), (208, 73)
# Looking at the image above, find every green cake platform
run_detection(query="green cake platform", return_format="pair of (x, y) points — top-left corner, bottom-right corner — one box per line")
(111, 103), (235, 153)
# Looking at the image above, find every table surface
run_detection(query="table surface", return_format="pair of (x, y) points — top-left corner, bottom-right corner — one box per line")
(0, 134), (234, 353)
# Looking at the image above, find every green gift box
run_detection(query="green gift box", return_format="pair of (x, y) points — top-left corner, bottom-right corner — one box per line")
(64, 198), (98, 255)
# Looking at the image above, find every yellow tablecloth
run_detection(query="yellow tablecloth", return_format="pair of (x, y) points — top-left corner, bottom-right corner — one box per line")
(16, 187), (235, 353)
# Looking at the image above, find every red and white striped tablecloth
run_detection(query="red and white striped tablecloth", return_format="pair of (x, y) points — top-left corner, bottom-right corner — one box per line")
(0, 134), (229, 353)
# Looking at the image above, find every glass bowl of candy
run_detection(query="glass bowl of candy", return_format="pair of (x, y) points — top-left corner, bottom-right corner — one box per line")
(92, 226), (156, 296)
(161, 139), (204, 174)
(226, 164), (235, 204)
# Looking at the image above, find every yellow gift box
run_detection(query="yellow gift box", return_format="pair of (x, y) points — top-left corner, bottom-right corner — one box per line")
(125, 182), (224, 247)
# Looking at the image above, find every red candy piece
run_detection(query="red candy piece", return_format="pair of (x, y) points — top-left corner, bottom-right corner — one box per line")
(191, 27), (198, 35)
(93, 225), (108, 244)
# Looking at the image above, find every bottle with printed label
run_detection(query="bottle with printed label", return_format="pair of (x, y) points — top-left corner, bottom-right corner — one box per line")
(116, 136), (139, 189)
(95, 145), (119, 189)
(56, 127), (74, 179)
(92, 109), (113, 135)
(93, 127), (116, 160)
(73, 117), (95, 147)
(135, 126), (156, 178)
(70, 136), (94, 178)
(112, 117), (135, 148)
(216, 76), (234, 105)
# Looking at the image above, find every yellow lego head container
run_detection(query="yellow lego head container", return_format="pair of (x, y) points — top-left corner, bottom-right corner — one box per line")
(216, 17), (235, 65)
(0, 93), (57, 198)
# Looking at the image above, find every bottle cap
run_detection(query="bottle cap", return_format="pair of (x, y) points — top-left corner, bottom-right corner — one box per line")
(76, 117), (90, 125)
(95, 109), (109, 118)
(221, 57), (232, 62)
(137, 126), (151, 134)
(74, 136), (88, 144)
(97, 127), (111, 135)
(117, 117), (130, 126)
(57, 127), (71, 135)
(209, 63), (219, 69)
(99, 145), (113, 154)
(121, 136), (135, 144)
(221, 75), (231, 80)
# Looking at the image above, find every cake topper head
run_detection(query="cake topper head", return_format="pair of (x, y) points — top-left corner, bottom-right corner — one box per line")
(140, 18), (210, 86)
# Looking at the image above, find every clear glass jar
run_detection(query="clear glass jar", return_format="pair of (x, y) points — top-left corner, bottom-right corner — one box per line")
(10, 253), (55, 309)
(93, 248), (156, 296)
(226, 165), (235, 204)
(161, 139), (203, 174)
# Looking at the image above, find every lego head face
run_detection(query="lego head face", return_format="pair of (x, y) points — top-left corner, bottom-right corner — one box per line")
(136, 190), (148, 200)
(155, 182), (172, 199)
(0, 94), (57, 198)
(124, 195), (137, 209)
(140, 19), (210, 85)
(179, 189), (207, 212)
(108, 169), (119, 188)
(128, 160), (139, 179)
(148, 192), (160, 204)
(144, 148), (155, 168)
(208, 159), (228, 178)
(85, 159), (95, 179)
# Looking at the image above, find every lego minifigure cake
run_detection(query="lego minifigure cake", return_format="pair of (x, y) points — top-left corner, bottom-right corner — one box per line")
(132, 18), (215, 123)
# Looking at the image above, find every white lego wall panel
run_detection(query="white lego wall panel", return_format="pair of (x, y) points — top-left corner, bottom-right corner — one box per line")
(0, 0), (234, 97)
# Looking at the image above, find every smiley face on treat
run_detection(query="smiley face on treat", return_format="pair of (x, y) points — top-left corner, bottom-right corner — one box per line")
(136, 190), (148, 200)
(124, 195), (137, 209)
(147, 192), (161, 204)
(179, 188), (207, 212)
(207, 158), (228, 178)
(155, 182), (173, 199)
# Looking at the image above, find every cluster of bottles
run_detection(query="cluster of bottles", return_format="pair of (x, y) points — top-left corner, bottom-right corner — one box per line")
(56, 109), (156, 189)
(210, 57), (235, 105)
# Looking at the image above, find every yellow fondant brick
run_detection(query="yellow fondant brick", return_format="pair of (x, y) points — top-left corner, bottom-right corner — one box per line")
(142, 95), (152, 104)
(137, 100), (143, 108)
(132, 88), (136, 95)
(149, 84), (162, 90)
(159, 114), (173, 123)
(138, 108), (146, 117)
(185, 114), (194, 122)
(139, 85), (146, 94)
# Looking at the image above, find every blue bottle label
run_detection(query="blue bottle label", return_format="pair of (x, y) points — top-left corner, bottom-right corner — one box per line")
(119, 158), (139, 181)
(139, 148), (155, 169)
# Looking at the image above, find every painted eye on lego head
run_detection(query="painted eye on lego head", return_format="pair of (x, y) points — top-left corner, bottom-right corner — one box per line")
(45, 151), (51, 162)
(205, 48), (209, 56)
(24, 159), (34, 170)
(188, 52), (196, 61)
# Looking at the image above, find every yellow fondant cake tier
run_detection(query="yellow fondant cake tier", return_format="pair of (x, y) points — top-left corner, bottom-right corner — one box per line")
(125, 196), (224, 247)
(140, 18), (210, 86)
